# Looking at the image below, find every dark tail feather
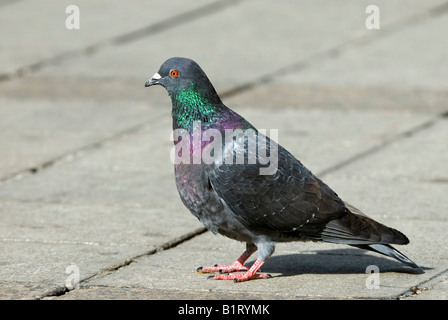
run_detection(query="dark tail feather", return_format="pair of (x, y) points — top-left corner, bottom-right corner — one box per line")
(316, 202), (423, 273)
(353, 243), (424, 273)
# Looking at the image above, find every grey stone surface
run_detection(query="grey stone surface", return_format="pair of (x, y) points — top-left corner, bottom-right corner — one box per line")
(75, 230), (442, 299)
(405, 276), (448, 300)
(277, 11), (448, 89)
(0, 0), (215, 75)
(0, 0), (447, 300)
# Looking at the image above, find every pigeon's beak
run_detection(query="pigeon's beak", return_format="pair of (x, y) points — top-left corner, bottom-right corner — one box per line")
(145, 73), (162, 87)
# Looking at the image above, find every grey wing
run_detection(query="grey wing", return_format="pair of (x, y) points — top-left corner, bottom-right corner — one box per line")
(208, 133), (347, 237)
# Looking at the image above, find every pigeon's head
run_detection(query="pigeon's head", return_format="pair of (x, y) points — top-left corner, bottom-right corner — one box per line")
(145, 57), (220, 102)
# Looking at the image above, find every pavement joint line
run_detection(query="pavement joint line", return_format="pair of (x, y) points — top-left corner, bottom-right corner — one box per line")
(0, 237), (159, 247)
(0, 0), (245, 84)
(2, 4), (447, 299)
(1, 107), (442, 191)
(220, 1), (448, 100)
(1, 2), (447, 183)
(397, 268), (448, 299)
(0, 0), (25, 9)
(46, 284), (394, 300)
(0, 113), (167, 185)
(0, 197), (184, 211)
(112, 0), (244, 45)
(2, 0), (447, 86)
(5, 108), (442, 299)
(37, 226), (208, 300)
(315, 114), (444, 178)
(428, 0), (448, 17)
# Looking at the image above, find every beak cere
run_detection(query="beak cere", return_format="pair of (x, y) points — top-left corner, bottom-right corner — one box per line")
(145, 73), (162, 87)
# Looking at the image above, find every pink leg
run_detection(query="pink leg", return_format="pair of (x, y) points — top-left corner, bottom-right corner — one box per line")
(211, 259), (272, 282)
(196, 245), (257, 274)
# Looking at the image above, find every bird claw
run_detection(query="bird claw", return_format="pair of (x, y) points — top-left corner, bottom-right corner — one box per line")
(196, 262), (248, 274)
(213, 272), (272, 282)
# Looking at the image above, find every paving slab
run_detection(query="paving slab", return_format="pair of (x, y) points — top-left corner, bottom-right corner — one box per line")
(59, 226), (441, 300)
(404, 274), (448, 300)
(1, 0), (447, 301)
(52, 112), (448, 300)
(1, 100), (440, 299)
(0, 98), (162, 179)
(53, 286), (286, 300)
(224, 85), (448, 115)
(0, 0), (216, 75)
(0, 200), (205, 298)
(34, 0), (447, 89)
(276, 8), (448, 89)
(2, 103), (442, 300)
(321, 117), (448, 221)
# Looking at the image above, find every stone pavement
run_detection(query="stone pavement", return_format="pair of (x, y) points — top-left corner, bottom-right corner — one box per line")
(0, 0), (447, 300)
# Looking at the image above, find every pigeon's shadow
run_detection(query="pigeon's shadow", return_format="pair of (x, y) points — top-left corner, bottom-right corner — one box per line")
(246, 248), (429, 277)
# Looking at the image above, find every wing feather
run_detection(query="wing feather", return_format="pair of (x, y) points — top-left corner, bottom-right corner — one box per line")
(209, 133), (346, 235)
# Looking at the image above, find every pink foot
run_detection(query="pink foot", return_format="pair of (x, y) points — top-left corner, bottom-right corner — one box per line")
(196, 246), (257, 274)
(207, 259), (272, 282)
(196, 260), (248, 274)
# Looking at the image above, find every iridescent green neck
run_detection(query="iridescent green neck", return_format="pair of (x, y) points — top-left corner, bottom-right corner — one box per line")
(171, 84), (221, 129)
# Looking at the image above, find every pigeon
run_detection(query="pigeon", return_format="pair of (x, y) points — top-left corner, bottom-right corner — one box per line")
(145, 57), (423, 282)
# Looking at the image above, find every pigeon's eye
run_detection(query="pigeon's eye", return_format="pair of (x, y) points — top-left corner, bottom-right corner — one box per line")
(170, 70), (179, 78)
